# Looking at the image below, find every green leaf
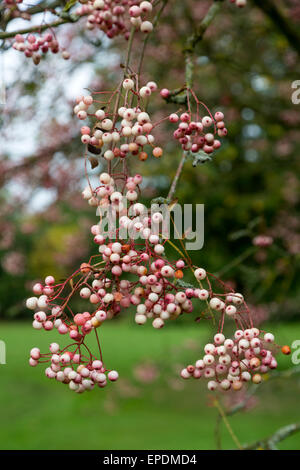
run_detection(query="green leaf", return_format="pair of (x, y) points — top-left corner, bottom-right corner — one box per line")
(186, 150), (212, 167)
(176, 279), (197, 290)
(229, 229), (251, 241)
(248, 216), (263, 230)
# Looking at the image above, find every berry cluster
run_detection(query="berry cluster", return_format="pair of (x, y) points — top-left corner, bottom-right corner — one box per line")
(30, 343), (118, 393)
(160, 87), (228, 156)
(91, 235), (193, 329)
(26, 272), (119, 393)
(75, 77), (163, 163)
(26, 156), (284, 395)
(181, 329), (278, 392)
(170, 110), (226, 155)
(24, 58), (278, 396)
(12, 33), (70, 65)
(75, 0), (154, 39)
(82, 171), (144, 208)
(26, 215), (283, 393)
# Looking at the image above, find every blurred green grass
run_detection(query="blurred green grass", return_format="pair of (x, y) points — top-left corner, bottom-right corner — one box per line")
(0, 320), (299, 450)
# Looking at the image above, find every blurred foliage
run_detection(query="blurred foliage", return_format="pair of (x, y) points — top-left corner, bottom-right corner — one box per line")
(0, 0), (299, 321)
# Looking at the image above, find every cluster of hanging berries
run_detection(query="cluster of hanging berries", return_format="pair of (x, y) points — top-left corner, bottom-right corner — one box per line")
(12, 33), (70, 65)
(179, 268), (291, 391)
(90, 222), (195, 328)
(26, 166), (239, 393)
(75, 0), (154, 39)
(30, 343), (118, 393)
(75, 77), (163, 163)
(181, 329), (278, 392)
(26, 273), (120, 393)
(25, 146), (284, 394)
(164, 87), (228, 155)
(170, 110), (226, 155)
(24, 234), (189, 391)
(83, 171), (146, 209)
(25, 73), (283, 393)
(23, 40), (279, 396)
(6, 0), (248, 66)
(25, 235), (284, 394)
(229, 0), (247, 7)
(24, 198), (279, 394)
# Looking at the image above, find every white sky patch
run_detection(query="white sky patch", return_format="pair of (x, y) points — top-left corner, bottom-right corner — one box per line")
(28, 187), (58, 213)
(0, 10), (122, 212)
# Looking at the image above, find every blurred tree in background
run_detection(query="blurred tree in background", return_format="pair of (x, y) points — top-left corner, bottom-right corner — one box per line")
(0, 0), (299, 322)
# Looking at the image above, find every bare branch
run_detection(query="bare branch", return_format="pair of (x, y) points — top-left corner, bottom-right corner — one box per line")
(252, 0), (300, 56)
(0, 1), (78, 41)
(244, 422), (300, 450)
(184, 0), (223, 53)
(167, 152), (187, 202)
(163, 0), (223, 102)
(184, 0), (223, 88)
(26, 0), (66, 16)
(0, 15), (79, 40)
(163, 1), (223, 199)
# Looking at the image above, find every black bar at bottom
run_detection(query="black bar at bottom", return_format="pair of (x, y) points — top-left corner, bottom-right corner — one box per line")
(0, 449), (298, 464)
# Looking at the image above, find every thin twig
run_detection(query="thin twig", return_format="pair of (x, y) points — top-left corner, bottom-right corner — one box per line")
(214, 398), (243, 450)
(214, 412), (223, 450)
(184, 0), (223, 88)
(124, 26), (135, 75)
(162, 1), (222, 104)
(138, 0), (168, 77)
(214, 246), (258, 278)
(243, 422), (300, 450)
(167, 152), (187, 201)
(0, 15), (79, 40)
